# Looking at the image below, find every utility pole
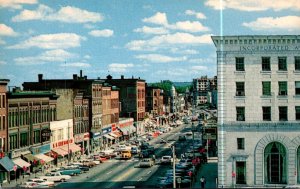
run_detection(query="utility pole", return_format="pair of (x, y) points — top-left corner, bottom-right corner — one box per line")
(172, 145), (176, 189)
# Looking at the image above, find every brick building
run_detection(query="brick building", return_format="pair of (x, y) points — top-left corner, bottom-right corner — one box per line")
(0, 79), (9, 155)
(105, 75), (145, 122)
(23, 71), (103, 152)
(146, 86), (164, 116)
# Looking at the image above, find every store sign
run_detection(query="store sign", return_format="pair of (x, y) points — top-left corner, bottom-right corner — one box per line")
(74, 134), (84, 143)
(41, 129), (51, 142)
(239, 45), (300, 52)
(31, 143), (50, 155)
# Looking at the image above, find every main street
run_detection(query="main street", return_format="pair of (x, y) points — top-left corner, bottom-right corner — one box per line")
(56, 122), (200, 188)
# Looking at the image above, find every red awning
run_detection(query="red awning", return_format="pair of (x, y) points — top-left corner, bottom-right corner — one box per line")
(60, 143), (81, 153)
(51, 147), (68, 157)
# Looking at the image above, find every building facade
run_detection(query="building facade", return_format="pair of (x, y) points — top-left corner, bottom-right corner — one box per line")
(212, 35), (300, 187)
(146, 86), (164, 117)
(0, 80), (9, 155)
(193, 76), (217, 106)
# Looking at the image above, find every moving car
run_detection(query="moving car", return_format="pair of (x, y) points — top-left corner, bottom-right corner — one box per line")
(139, 158), (154, 168)
(120, 150), (132, 159)
(161, 156), (172, 165)
(56, 166), (82, 176)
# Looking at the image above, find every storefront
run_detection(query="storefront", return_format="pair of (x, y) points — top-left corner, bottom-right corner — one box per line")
(102, 126), (112, 148)
(91, 131), (101, 153)
(74, 132), (90, 155)
(31, 143), (54, 173)
(118, 118), (135, 140)
(0, 157), (15, 184)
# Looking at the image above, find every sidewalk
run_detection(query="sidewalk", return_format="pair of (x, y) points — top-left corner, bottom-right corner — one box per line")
(193, 157), (218, 188)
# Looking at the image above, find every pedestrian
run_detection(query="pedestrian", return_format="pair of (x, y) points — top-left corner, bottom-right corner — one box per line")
(200, 176), (206, 188)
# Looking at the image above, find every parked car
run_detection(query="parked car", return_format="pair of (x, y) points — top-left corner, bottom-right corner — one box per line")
(80, 159), (96, 167)
(178, 135), (186, 141)
(18, 182), (41, 188)
(57, 166), (82, 176)
(139, 158), (154, 168)
(161, 156), (172, 165)
(70, 164), (90, 172)
(40, 172), (71, 182)
(28, 178), (55, 188)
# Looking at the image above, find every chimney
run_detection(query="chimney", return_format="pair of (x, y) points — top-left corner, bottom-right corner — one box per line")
(80, 70), (83, 78)
(106, 75), (112, 80)
(73, 74), (78, 80)
(121, 75), (124, 79)
(38, 74), (43, 82)
(84, 76), (87, 80)
(12, 87), (21, 93)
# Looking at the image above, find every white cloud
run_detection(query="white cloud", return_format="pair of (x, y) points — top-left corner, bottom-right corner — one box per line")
(12, 4), (103, 23)
(14, 49), (76, 65)
(0, 60), (7, 65)
(142, 12), (168, 26)
(60, 62), (91, 67)
(243, 16), (300, 31)
(191, 65), (208, 71)
(126, 33), (212, 51)
(134, 26), (169, 35)
(170, 21), (210, 33)
(8, 33), (85, 49)
(0, 24), (18, 36)
(108, 63), (134, 73)
(141, 12), (209, 33)
(84, 55), (91, 59)
(170, 48), (198, 55)
(0, 0), (37, 9)
(135, 54), (187, 63)
(205, 0), (300, 11)
(185, 10), (206, 19)
(89, 29), (114, 37)
(189, 58), (215, 64)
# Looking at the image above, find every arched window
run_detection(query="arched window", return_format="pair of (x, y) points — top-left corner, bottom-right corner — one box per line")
(264, 142), (287, 184)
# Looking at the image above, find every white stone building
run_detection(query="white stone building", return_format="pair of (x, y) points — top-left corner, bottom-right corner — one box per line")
(212, 35), (300, 187)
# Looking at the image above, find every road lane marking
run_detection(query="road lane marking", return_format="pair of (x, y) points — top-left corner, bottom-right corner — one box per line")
(106, 171), (112, 175)
(138, 178), (143, 181)
(147, 171), (151, 175)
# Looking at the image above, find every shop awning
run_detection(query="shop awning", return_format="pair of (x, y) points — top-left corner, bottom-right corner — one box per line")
(51, 147), (68, 157)
(103, 134), (114, 140)
(60, 143), (81, 153)
(34, 154), (54, 163)
(0, 157), (15, 171)
(13, 158), (31, 168)
(23, 154), (40, 163)
(119, 127), (129, 135)
(109, 131), (122, 138)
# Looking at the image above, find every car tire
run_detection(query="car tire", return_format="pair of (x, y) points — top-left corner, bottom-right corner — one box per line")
(61, 179), (66, 182)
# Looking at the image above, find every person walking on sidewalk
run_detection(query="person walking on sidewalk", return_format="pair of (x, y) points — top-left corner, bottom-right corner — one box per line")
(200, 176), (206, 188)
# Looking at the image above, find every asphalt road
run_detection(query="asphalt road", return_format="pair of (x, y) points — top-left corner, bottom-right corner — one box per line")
(56, 123), (198, 188)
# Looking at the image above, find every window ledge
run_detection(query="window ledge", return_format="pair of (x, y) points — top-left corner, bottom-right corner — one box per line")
(293, 70), (300, 74)
(235, 96), (245, 98)
(276, 71), (288, 74)
(260, 71), (271, 74)
(294, 95), (300, 98)
(261, 95), (272, 98)
(234, 71), (245, 74)
(277, 95), (288, 98)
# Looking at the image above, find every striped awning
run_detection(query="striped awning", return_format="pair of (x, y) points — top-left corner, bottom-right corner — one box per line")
(13, 158), (31, 168)
(34, 154), (54, 163)
(0, 157), (15, 171)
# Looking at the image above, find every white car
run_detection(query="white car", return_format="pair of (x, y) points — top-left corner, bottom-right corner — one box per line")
(139, 158), (154, 168)
(161, 156), (172, 165)
(28, 178), (55, 187)
(40, 172), (71, 182)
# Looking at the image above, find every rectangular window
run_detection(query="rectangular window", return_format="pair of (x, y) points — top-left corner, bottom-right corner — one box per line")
(296, 81), (300, 95)
(236, 82), (245, 96)
(262, 81), (271, 96)
(263, 107), (271, 121)
(20, 132), (28, 147)
(278, 81), (288, 96)
(278, 57), (287, 71)
(0, 95), (2, 108)
(279, 106), (288, 121)
(236, 162), (246, 184)
(9, 134), (18, 150)
(236, 107), (245, 121)
(262, 57), (271, 71)
(295, 56), (300, 71)
(237, 138), (245, 150)
(34, 130), (40, 144)
(296, 106), (300, 120)
(0, 116), (2, 130)
(236, 57), (245, 71)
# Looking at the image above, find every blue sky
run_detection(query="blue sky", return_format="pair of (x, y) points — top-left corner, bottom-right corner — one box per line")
(1, 0), (300, 87)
